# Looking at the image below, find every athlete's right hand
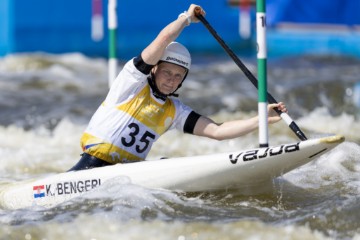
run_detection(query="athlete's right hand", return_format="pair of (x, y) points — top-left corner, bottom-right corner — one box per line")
(187, 4), (206, 23)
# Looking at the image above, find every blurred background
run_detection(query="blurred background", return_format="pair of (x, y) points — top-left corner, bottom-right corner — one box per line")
(1, 1), (360, 240)
(1, 0), (360, 129)
(1, 0), (360, 58)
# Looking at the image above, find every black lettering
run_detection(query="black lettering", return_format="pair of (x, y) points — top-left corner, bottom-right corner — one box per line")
(121, 123), (155, 154)
(229, 154), (237, 164)
(261, 16), (266, 27)
(137, 131), (155, 153)
(70, 182), (77, 194)
(229, 152), (243, 164)
(285, 143), (300, 152)
(57, 183), (63, 195)
(243, 150), (258, 161)
(229, 142), (301, 165)
(121, 123), (139, 147)
(46, 184), (52, 196)
(92, 179), (99, 188)
(85, 180), (91, 191)
(64, 182), (70, 194)
(270, 145), (283, 156)
(165, 56), (188, 66)
(78, 181), (84, 192)
(258, 148), (269, 158)
(52, 179), (102, 196)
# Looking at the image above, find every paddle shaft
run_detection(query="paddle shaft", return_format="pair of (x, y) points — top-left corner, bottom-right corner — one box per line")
(194, 9), (307, 141)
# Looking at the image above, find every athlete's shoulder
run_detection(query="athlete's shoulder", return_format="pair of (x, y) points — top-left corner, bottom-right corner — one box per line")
(168, 97), (193, 113)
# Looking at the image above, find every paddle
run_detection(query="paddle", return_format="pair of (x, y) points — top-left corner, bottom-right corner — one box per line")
(194, 8), (307, 141)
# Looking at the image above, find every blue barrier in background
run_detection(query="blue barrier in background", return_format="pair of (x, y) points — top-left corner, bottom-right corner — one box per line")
(1, 0), (359, 59)
(0, 0), (250, 59)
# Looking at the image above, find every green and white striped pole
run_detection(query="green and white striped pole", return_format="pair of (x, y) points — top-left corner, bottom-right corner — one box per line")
(256, 0), (268, 148)
(194, 8), (308, 141)
(108, 0), (117, 88)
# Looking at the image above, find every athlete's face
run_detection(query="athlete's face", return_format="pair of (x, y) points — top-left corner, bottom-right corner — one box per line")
(153, 62), (187, 95)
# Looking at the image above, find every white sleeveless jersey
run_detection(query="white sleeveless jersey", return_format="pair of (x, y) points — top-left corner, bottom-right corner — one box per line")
(80, 59), (194, 164)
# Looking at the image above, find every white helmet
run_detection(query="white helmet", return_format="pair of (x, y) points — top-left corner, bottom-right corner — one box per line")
(160, 42), (191, 70)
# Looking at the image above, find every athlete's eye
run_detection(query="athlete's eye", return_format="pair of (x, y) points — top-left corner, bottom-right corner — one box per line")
(160, 68), (184, 82)
(162, 69), (172, 77)
(173, 74), (183, 81)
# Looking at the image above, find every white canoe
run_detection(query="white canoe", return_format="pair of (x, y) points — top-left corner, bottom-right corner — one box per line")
(0, 135), (344, 210)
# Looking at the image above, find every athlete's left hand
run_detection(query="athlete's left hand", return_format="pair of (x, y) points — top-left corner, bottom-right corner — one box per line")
(268, 102), (287, 124)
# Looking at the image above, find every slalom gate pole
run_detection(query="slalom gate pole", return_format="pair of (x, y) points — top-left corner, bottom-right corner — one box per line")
(91, 0), (104, 41)
(194, 7), (308, 141)
(108, 0), (117, 88)
(256, 0), (268, 147)
(239, 0), (251, 39)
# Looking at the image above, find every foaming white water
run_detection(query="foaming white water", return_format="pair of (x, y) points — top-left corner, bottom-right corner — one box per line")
(297, 107), (360, 142)
(0, 119), (84, 176)
(0, 215), (333, 240)
(0, 53), (108, 91)
(281, 141), (360, 194)
(0, 52), (107, 75)
(1, 53), (359, 240)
